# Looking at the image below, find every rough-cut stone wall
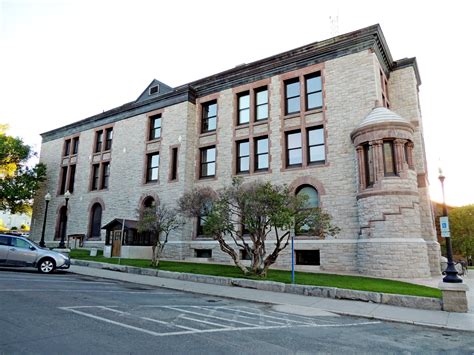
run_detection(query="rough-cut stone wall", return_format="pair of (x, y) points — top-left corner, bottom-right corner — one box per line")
(31, 48), (439, 279)
(388, 66), (441, 275)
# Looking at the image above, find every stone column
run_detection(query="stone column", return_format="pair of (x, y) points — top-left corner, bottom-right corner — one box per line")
(406, 141), (415, 170)
(394, 139), (407, 174)
(371, 140), (384, 183)
(356, 146), (365, 191)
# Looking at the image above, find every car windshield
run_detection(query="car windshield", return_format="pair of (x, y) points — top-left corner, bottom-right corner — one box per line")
(26, 238), (42, 248)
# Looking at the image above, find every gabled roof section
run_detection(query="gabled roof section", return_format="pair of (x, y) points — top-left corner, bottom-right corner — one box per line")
(136, 79), (174, 103)
(101, 218), (138, 230)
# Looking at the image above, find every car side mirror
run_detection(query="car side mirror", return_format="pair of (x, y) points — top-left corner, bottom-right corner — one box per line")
(29, 246), (36, 251)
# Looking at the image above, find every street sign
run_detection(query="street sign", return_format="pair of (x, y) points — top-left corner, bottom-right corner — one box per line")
(440, 216), (450, 238)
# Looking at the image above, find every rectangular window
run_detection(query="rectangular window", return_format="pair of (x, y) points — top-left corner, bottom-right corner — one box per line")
(146, 153), (160, 182)
(201, 101), (217, 133)
(305, 73), (323, 110)
(170, 147), (178, 181)
(59, 166), (68, 195)
(286, 131), (302, 167)
(63, 140), (71, 157)
(101, 162), (110, 189)
(307, 127), (325, 164)
(149, 114), (161, 140)
(383, 141), (396, 176)
(240, 249), (251, 260)
(238, 92), (250, 125)
(195, 249), (212, 258)
(236, 140), (250, 173)
(91, 164), (100, 190)
(285, 79), (300, 114)
(200, 146), (216, 178)
(255, 137), (269, 171)
(295, 250), (320, 266)
(95, 131), (103, 153)
(105, 128), (113, 151)
(255, 88), (268, 121)
(72, 137), (79, 155)
(68, 165), (76, 194)
(364, 144), (375, 187)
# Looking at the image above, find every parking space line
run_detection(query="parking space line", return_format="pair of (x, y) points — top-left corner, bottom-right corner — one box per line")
(180, 315), (231, 328)
(98, 306), (129, 314)
(141, 317), (200, 332)
(265, 310), (342, 324)
(211, 307), (284, 325)
(59, 307), (164, 336)
(216, 307), (312, 325)
(165, 306), (258, 327)
(59, 305), (382, 337)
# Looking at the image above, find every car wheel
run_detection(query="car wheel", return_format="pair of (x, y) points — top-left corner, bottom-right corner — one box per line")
(38, 258), (55, 274)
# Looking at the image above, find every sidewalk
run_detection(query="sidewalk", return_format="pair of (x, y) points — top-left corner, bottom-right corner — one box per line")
(69, 265), (474, 332)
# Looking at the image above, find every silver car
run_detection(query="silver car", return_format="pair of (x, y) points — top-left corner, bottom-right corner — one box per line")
(0, 234), (70, 273)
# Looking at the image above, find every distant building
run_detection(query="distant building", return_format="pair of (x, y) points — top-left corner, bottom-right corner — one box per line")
(31, 25), (440, 278)
(0, 211), (30, 230)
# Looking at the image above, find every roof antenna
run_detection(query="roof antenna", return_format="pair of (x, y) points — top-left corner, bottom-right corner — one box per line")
(329, 11), (339, 37)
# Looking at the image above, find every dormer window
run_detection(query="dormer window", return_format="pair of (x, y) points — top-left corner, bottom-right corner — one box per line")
(149, 85), (159, 95)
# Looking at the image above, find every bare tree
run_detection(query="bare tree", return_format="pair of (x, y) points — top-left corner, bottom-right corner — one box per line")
(179, 178), (339, 277)
(136, 205), (182, 267)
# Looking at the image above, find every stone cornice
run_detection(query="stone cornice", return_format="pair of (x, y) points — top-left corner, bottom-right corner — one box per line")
(42, 24), (414, 142)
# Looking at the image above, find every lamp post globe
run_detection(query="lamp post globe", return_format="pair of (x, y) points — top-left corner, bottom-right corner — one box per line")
(39, 193), (51, 248)
(439, 171), (462, 283)
(58, 190), (71, 249)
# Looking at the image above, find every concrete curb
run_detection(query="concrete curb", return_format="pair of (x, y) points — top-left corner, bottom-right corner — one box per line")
(71, 259), (442, 311)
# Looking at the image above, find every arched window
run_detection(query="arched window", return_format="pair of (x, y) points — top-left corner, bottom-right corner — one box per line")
(55, 206), (68, 241)
(143, 196), (155, 208)
(89, 203), (103, 239)
(295, 185), (319, 236)
(296, 185), (319, 208)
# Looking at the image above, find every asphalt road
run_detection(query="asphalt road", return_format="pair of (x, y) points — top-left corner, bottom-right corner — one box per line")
(0, 268), (473, 354)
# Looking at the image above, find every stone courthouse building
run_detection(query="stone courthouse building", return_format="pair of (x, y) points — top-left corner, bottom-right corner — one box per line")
(31, 25), (441, 278)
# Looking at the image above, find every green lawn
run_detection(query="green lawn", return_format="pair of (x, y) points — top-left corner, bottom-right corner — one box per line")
(70, 249), (442, 299)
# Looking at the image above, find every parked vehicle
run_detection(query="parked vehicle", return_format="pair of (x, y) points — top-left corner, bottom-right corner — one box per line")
(0, 234), (70, 273)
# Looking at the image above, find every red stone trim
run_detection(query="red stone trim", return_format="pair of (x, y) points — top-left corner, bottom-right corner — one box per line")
(288, 176), (326, 196)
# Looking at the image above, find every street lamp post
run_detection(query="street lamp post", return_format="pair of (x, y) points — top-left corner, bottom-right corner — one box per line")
(439, 171), (462, 283)
(58, 190), (70, 249)
(39, 193), (51, 248)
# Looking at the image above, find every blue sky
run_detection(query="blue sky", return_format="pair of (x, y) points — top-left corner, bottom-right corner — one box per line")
(1, 0), (473, 206)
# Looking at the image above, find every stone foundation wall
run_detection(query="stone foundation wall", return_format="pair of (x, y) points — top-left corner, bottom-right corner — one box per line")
(357, 238), (431, 278)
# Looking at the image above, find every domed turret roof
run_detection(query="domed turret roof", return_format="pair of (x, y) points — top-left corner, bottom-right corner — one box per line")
(357, 106), (409, 129)
(357, 107), (410, 128)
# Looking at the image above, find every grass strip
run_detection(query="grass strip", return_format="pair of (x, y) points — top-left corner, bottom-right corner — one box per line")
(70, 249), (441, 299)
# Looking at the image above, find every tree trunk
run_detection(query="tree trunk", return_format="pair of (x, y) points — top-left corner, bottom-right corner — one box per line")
(214, 236), (249, 274)
(151, 244), (157, 266)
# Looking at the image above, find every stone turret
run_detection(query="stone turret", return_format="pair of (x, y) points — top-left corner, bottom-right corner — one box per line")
(351, 104), (431, 278)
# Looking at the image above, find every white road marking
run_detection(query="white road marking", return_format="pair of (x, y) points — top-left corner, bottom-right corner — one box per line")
(59, 305), (382, 337)
(211, 307), (284, 325)
(59, 307), (164, 337)
(216, 306), (311, 325)
(165, 306), (258, 327)
(98, 306), (129, 314)
(180, 315), (231, 328)
(141, 317), (200, 332)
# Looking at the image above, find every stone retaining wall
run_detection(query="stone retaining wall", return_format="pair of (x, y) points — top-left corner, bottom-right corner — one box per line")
(71, 259), (442, 311)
